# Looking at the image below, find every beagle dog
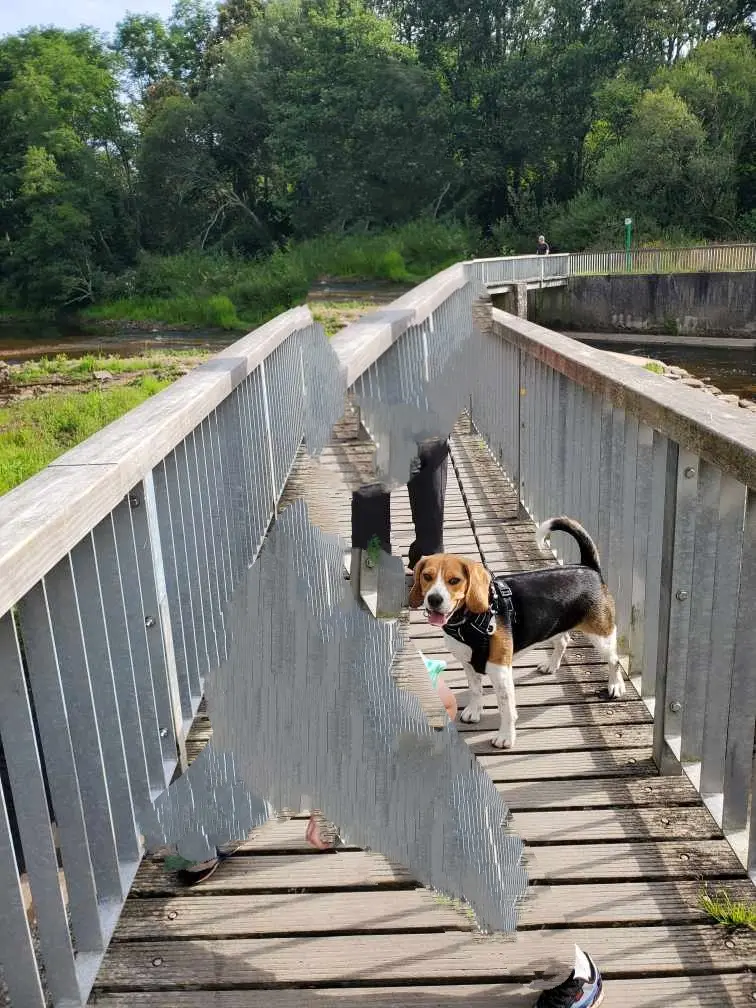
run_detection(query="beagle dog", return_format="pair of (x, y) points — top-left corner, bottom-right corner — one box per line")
(409, 517), (624, 750)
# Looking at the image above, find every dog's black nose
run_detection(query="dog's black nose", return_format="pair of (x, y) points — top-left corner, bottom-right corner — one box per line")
(427, 593), (443, 609)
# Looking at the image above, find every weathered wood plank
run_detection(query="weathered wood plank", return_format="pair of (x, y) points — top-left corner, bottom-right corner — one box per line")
(455, 700), (651, 728)
(479, 747), (656, 780)
(465, 724), (654, 754)
(496, 774), (701, 809)
(130, 836), (744, 896)
(232, 803), (721, 850)
(511, 805), (721, 842)
(409, 641), (612, 669)
(130, 852), (412, 896)
(525, 839), (745, 881)
(446, 679), (639, 707)
(93, 925), (756, 988)
(112, 879), (756, 940)
(86, 974), (756, 1007)
(114, 889), (471, 940)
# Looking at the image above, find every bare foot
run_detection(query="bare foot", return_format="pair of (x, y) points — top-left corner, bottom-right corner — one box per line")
(305, 814), (334, 851)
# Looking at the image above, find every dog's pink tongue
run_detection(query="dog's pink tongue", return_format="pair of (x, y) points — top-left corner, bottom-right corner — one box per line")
(427, 611), (448, 627)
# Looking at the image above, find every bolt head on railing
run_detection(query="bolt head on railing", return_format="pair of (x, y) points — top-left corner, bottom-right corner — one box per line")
(128, 493), (140, 507)
(669, 701), (682, 713)
(684, 467), (696, 479)
(676, 590), (689, 601)
(145, 615), (156, 628)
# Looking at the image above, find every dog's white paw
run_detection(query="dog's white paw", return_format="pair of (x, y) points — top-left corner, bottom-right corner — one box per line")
(536, 660), (553, 675)
(459, 701), (483, 724)
(491, 728), (516, 750)
(607, 671), (627, 699)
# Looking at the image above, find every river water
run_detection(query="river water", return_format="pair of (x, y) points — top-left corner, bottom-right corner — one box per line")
(1, 320), (753, 400)
(580, 337), (755, 400)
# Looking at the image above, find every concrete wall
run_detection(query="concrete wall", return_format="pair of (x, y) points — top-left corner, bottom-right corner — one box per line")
(524, 271), (756, 337)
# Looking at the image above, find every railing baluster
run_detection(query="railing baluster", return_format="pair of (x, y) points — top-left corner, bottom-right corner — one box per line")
(700, 476), (747, 797)
(174, 437), (211, 683)
(69, 534), (141, 865)
(722, 489), (756, 841)
(662, 449), (699, 752)
(140, 473), (189, 767)
(0, 612), (80, 1005)
(114, 491), (177, 783)
(0, 766), (47, 1008)
(152, 455), (199, 714)
(185, 427), (221, 671)
(630, 424), (654, 680)
(681, 461), (721, 763)
(42, 554), (125, 903)
(18, 581), (105, 956)
(605, 405), (626, 602)
(618, 414), (639, 649)
(214, 392), (249, 583)
(651, 438), (680, 774)
(240, 368), (273, 556)
(93, 508), (160, 806)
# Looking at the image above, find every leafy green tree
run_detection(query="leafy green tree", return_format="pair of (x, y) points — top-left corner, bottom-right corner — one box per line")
(589, 86), (735, 233)
(657, 34), (756, 220)
(208, 0), (456, 236)
(0, 29), (134, 308)
(114, 0), (215, 94)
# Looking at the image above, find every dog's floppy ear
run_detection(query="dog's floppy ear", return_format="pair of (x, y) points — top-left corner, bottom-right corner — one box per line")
(464, 560), (490, 614)
(408, 558), (427, 608)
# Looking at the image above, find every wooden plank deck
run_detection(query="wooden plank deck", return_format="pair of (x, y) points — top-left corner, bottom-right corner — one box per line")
(89, 421), (756, 1007)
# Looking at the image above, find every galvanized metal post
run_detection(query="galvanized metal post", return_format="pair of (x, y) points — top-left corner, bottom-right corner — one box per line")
(651, 439), (681, 776)
(143, 471), (188, 771)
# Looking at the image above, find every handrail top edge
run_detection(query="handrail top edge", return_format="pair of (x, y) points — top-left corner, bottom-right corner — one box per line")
(491, 306), (756, 487)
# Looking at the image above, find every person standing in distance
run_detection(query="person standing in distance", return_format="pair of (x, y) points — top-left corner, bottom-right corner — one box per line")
(536, 234), (550, 255)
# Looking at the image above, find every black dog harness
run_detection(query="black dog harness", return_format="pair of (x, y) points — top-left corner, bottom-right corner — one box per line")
(443, 575), (515, 675)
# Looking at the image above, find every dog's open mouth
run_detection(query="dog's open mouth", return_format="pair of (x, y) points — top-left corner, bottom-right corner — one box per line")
(425, 610), (450, 628)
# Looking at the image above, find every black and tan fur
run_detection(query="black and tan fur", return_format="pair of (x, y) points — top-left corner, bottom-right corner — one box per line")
(409, 516), (625, 750)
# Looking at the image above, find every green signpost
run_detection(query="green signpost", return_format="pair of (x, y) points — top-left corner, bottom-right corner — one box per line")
(624, 217), (633, 271)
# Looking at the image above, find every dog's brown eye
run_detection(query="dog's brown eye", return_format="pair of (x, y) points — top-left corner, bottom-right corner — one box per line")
(422, 572), (433, 581)
(448, 577), (461, 586)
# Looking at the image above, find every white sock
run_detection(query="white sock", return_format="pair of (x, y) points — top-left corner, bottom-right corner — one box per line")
(573, 944), (593, 982)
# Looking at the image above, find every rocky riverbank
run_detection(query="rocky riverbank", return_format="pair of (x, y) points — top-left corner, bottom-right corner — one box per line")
(608, 351), (756, 412)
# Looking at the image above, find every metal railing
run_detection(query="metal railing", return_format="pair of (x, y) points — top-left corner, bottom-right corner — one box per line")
(466, 252), (570, 286)
(0, 306), (340, 1006)
(569, 243), (756, 275)
(471, 306), (756, 875)
(466, 244), (756, 284)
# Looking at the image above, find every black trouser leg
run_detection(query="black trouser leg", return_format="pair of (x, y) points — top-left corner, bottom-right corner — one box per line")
(351, 483), (391, 554)
(350, 437), (449, 568)
(407, 438), (449, 569)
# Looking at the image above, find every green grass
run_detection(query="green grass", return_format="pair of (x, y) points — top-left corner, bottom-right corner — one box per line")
(0, 376), (171, 495)
(84, 294), (245, 330)
(84, 218), (475, 330)
(699, 888), (756, 930)
(643, 360), (665, 374)
(11, 350), (208, 384)
(309, 300), (377, 337)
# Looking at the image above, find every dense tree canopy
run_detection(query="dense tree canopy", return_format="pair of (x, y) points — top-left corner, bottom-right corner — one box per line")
(0, 0), (753, 310)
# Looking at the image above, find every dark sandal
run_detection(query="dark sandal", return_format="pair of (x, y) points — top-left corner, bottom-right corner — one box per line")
(176, 855), (224, 886)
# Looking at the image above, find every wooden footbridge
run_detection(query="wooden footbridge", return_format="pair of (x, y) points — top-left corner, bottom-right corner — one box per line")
(0, 248), (754, 1008)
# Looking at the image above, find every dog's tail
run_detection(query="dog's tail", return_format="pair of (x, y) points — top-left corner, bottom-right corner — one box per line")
(536, 516), (602, 575)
